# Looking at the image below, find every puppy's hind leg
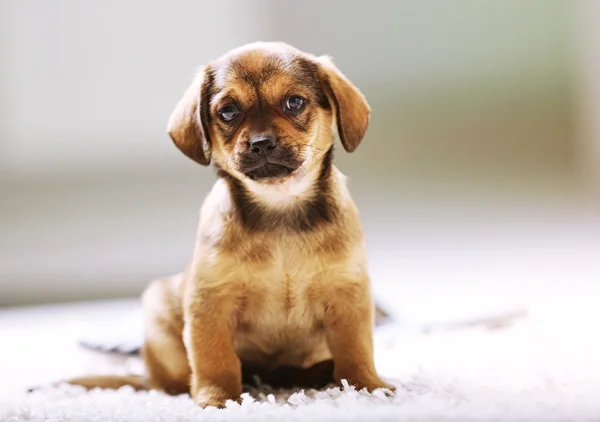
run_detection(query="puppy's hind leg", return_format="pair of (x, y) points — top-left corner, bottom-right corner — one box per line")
(49, 275), (190, 396)
(140, 276), (191, 395)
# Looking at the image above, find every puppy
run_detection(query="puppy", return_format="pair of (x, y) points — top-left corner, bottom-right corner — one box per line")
(65, 41), (394, 408)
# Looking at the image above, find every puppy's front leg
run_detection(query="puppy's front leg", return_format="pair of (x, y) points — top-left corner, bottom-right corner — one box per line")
(184, 283), (242, 408)
(323, 278), (395, 393)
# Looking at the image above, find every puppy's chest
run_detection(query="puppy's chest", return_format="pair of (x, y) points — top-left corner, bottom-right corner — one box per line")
(242, 241), (323, 322)
(238, 269), (318, 336)
(233, 263), (326, 368)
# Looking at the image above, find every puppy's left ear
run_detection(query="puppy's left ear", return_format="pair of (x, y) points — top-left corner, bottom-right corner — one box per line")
(317, 56), (371, 153)
(167, 66), (213, 166)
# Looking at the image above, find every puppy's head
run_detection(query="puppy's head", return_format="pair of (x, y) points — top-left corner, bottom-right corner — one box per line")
(167, 42), (370, 184)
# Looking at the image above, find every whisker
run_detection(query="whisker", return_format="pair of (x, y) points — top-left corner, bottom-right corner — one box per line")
(223, 154), (241, 174)
(289, 142), (327, 153)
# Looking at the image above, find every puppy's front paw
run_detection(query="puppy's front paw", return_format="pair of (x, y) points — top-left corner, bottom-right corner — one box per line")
(336, 371), (396, 394)
(193, 385), (241, 409)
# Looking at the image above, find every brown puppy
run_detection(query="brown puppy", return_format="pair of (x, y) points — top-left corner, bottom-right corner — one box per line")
(65, 42), (394, 408)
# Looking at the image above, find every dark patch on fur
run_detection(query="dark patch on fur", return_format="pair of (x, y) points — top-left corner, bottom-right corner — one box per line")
(216, 147), (336, 233)
(215, 116), (241, 145)
(321, 75), (344, 148)
(288, 108), (314, 133)
(230, 57), (282, 90)
(284, 274), (292, 316)
(293, 57), (331, 110)
(200, 67), (216, 146)
(241, 359), (334, 389)
(220, 236), (272, 263)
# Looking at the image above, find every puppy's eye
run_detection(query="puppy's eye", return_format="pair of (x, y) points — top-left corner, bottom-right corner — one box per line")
(285, 95), (306, 113)
(218, 105), (239, 122)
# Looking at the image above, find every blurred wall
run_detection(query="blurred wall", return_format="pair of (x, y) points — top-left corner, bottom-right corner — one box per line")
(0, 1), (595, 306)
(575, 0), (600, 198)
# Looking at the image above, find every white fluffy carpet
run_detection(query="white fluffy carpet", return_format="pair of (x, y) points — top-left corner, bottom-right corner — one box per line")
(1, 297), (600, 422)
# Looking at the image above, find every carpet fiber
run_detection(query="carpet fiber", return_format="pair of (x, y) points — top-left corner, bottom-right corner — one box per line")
(1, 300), (600, 422)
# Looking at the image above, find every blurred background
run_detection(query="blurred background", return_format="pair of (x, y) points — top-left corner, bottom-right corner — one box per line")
(1, 1), (598, 323)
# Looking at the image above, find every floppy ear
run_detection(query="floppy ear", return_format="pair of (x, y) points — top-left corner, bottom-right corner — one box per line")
(318, 56), (371, 152)
(167, 66), (213, 166)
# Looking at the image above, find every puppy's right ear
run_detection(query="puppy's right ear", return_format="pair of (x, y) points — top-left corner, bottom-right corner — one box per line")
(167, 66), (213, 166)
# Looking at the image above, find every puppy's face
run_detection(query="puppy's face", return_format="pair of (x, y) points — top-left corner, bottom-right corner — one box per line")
(167, 42), (370, 184)
(208, 46), (333, 182)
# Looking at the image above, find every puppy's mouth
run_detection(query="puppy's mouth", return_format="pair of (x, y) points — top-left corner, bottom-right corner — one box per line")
(239, 146), (303, 181)
(243, 162), (299, 181)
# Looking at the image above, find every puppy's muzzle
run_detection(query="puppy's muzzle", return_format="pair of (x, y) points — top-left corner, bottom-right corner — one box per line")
(240, 135), (302, 181)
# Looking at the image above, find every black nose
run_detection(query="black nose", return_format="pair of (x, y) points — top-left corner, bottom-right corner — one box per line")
(250, 135), (276, 154)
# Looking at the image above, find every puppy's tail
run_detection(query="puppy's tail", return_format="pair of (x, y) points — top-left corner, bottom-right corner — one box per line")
(28, 375), (147, 393)
(67, 375), (147, 391)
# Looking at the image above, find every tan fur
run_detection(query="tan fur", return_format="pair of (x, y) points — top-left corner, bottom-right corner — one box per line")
(63, 42), (394, 408)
